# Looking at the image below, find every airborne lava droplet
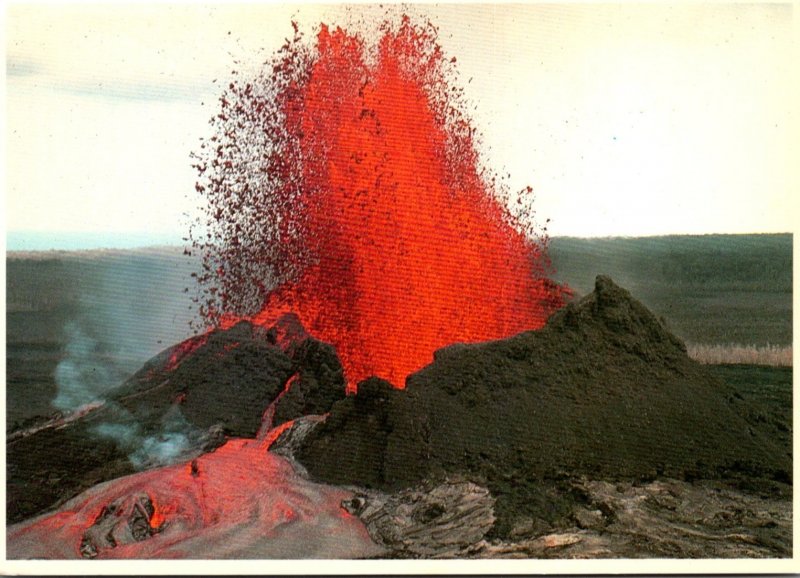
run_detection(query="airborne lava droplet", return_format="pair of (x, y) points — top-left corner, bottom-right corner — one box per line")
(191, 16), (568, 391)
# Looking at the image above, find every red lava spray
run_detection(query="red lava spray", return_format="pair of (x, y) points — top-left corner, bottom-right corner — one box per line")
(191, 17), (568, 390)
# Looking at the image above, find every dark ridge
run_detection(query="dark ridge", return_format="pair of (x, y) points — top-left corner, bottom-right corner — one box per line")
(295, 276), (791, 537)
(6, 316), (347, 524)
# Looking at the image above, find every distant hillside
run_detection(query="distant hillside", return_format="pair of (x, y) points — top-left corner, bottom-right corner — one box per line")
(7, 234), (792, 348)
(6, 247), (201, 426)
(6, 247), (200, 357)
(549, 233), (792, 346)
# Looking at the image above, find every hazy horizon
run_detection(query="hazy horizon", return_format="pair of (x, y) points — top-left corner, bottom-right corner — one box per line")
(6, 229), (793, 253)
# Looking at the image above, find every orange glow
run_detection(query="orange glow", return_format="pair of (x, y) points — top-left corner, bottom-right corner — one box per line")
(164, 333), (210, 372)
(149, 496), (174, 530)
(197, 18), (567, 392)
(260, 419), (296, 450)
(7, 439), (376, 559)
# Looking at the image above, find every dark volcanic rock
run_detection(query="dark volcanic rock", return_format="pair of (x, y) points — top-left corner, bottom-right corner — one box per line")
(296, 276), (791, 537)
(7, 315), (347, 524)
(297, 377), (401, 487)
(341, 476), (791, 558)
(272, 332), (347, 427)
(7, 409), (136, 527)
(109, 314), (346, 436)
(80, 493), (161, 559)
(468, 479), (792, 558)
(115, 320), (295, 437)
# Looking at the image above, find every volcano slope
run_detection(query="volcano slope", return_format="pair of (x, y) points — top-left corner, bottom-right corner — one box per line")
(295, 276), (791, 538)
(6, 313), (346, 524)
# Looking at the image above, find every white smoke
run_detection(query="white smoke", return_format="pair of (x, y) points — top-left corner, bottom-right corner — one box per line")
(53, 321), (128, 410)
(54, 320), (205, 470)
(93, 405), (208, 470)
(47, 245), (208, 469)
(133, 432), (193, 468)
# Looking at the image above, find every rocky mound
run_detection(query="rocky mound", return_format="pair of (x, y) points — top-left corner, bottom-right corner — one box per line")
(111, 313), (345, 435)
(7, 314), (346, 524)
(295, 276), (791, 537)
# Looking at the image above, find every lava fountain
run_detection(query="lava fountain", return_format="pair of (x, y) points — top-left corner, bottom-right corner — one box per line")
(191, 17), (568, 390)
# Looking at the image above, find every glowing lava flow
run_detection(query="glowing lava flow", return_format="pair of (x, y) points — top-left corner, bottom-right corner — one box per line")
(193, 17), (568, 391)
(6, 439), (383, 559)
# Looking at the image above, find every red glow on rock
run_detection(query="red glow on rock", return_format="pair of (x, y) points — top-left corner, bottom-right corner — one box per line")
(191, 16), (568, 391)
(7, 439), (382, 559)
(149, 497), (173, 530)
(261, 419), (296, 450)
(165, 334), (210, 372)
(256, 372), (300, 440)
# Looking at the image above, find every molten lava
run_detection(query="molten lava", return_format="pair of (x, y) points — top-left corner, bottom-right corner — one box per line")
(7, 439), (382, 559)
(164, 333), (209, 372)
(192, 17), (568, 390)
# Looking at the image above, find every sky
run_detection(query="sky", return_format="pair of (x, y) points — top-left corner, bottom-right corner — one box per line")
(5, 3), (799, 249)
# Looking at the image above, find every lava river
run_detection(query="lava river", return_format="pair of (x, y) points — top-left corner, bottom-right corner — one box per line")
(6, 438), (384, 559)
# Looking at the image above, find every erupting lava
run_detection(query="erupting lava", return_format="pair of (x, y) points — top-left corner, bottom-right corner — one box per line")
(191, 16), (568, 390)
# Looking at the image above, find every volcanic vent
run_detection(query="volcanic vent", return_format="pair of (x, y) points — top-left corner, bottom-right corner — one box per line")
(189, 17), (568, 390)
